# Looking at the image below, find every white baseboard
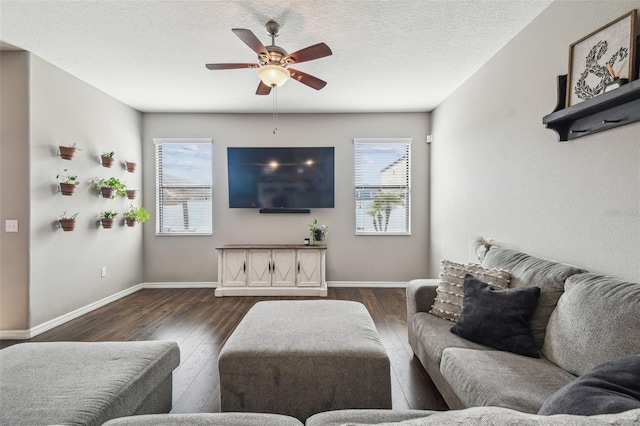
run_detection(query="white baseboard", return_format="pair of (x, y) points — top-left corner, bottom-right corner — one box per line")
(26, 284), (144, 339)
(328, 281), (407, 288)
(0, 329), (30, 340)
(141, 282), (217, 289)
(0, 280), (406, 340)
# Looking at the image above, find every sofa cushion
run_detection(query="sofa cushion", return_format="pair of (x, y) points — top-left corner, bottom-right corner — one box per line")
(450, 275), (540, 358)
(542, 273), (640, 376)
(335, 407), (640, 425)
(412, 312), (493, 365)
(103, 413), (304, 425)
(440, 347), (576, 413)
(429, 260), (510, 322)
(305, 409), (434, 426)
(0, 341), (180, 426)
(538, 354), (640, 416)
(482, 247), (584, 348)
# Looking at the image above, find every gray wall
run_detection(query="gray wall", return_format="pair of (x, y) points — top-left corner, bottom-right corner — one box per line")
(0, 51), (30, 331)
(28, 54), (143, 327)
(142, 113), (430, 283)
(430, 1), (640, 281)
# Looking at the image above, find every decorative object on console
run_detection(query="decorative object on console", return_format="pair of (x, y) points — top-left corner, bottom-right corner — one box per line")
(57, 170), (79, 196)
(429, 260), (510, 322)
(567, 10), (636, 107)
(308, 218), (328, 245)
(101, 151), (116, 168)
(58, 212), (78, 232)
(450, 274), (541, 358)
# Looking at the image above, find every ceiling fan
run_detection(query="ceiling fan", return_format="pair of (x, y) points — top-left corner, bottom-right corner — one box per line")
(205, 20), (332, 95)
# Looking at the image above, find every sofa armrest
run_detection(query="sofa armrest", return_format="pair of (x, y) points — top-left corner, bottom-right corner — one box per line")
(406, 279), (438, 352)
(407, 279), (438, 314)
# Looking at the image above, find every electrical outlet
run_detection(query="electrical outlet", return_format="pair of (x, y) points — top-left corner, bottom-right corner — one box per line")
(5, 220), (18, 233)
(101, 267), (107, 278)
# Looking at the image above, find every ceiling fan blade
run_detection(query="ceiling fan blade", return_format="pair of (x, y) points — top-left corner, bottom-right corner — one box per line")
(288, 68), (327, 90)
(232, 28), (269, 57)
(283, 43), (332, 64)
(205, 63), (259, 70)
(256, 81), (272, 96)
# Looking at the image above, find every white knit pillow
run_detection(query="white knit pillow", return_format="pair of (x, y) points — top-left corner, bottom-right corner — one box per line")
(429, 260), (511, 322)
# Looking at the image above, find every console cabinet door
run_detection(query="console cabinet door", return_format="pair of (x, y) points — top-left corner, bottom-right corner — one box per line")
(221, 249), (247, 286)
(247, 250), (272, 287)
(272, 249), (296, 287)
(297, 249), (322, 287)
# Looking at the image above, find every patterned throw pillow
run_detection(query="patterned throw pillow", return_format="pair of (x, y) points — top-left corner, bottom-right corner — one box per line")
(429, 260), (511, 322)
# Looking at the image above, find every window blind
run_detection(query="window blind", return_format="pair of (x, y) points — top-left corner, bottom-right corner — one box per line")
(354, 138), (411, 235)
(154, 139), (212, 235)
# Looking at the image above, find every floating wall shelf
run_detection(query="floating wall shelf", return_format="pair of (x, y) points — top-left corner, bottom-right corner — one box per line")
(543, 76), (640, 141)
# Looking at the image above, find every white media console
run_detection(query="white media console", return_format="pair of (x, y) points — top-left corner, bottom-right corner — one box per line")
(215, 245), (327, 297)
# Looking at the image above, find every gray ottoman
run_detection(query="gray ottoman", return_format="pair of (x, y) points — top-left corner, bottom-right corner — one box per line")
(0, 341), (180, 426)
(218, 300), (391, 421)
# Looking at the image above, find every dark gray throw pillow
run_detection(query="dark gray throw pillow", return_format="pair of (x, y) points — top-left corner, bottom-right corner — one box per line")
(450, 274), (540, 358)
(538, 354), (640, 416)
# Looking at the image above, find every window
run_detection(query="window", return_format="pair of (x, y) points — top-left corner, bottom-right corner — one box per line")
(154, 138), (212, 235)
(354, 138), (411, 235)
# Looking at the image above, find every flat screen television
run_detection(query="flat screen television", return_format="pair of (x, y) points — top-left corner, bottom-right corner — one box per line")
(227, 147), (335, 210)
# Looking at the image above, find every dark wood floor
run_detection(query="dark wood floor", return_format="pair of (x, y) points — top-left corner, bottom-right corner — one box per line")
(0, 287), (447, 413)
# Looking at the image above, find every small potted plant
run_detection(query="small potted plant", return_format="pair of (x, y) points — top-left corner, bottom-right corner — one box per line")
(57, 170), (79, 196)
(124, 206), (150, 227)
(308, 219), (328, 245)
(59, 143), (80, 160)
(100, 211), (118, 229)
(101, 151), (115, 168)
(126, 189), (139, 200)
(125, 161), (137, 173)
(59, 212), (79, 232)
(93, 177), (127, 199)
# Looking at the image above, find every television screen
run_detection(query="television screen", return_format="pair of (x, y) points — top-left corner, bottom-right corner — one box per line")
(227, 147), (335, 209)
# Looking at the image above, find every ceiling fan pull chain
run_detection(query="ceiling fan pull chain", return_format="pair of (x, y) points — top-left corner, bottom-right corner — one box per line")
(273, 85), (278, 134)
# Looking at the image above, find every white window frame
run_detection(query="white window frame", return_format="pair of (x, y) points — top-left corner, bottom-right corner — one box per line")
(154, 138), (213, 236)
(354, 138), (412, 236)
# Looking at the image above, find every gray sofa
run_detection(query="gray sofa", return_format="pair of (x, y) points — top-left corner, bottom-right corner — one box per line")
(407, 247), (640, 413)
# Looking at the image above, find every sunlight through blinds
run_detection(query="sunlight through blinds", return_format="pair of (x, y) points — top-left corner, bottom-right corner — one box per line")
(354, 138), (411, 235)
(154, 138), (213, 235)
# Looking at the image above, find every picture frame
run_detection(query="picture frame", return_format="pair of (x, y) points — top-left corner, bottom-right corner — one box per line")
(567, 10), (637, 107)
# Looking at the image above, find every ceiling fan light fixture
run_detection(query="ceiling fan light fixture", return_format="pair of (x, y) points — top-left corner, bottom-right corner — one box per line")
(257, 65), (290, 87)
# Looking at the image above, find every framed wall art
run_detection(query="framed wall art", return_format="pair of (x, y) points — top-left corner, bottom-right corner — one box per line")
(567, 10), (637, 107)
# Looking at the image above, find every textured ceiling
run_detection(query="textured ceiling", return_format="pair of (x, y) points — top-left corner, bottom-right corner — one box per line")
(0, 0), (552, 113)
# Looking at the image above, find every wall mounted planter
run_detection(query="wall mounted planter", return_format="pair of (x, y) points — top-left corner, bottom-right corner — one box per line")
(100, 187), (115, 198)
(126, 190), (138, 200)
(100, 218), (115, 229)
(59, 146), (77, 160)
(59, 219), (76, 231)
(59, 183), (77, 196)
(101, 156), (115, 168)
(125, 162), (137, 173)
(125, 218), (137, 227)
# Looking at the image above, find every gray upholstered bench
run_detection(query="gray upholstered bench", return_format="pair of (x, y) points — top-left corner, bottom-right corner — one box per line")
(218, 300), (391, 421)
(0, 340), (180, 426)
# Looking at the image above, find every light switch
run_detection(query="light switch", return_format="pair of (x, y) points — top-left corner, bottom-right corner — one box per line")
(5, 220), (19, 233)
